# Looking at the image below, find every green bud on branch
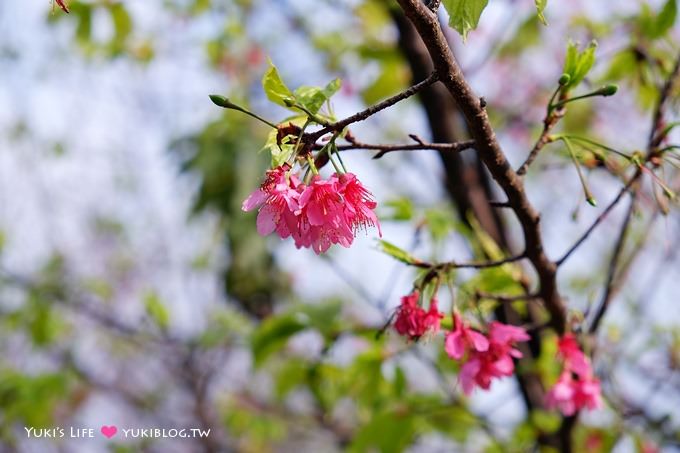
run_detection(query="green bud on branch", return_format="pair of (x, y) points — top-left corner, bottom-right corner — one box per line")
(209, 95), (278, 128)
(599, 84), (618, 96)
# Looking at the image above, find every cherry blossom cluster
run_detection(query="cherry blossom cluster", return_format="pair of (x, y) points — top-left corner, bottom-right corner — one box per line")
(393, 294), (603, 413)
(444, 313), (530, 394)
(545, 334), (603, 415)
(242, 165), (381, 254)
(393, 291), (444, 340)
(393, 293), (529, 394)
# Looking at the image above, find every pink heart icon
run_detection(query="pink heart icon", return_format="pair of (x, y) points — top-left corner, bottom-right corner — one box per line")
(100, 425), (118, 439)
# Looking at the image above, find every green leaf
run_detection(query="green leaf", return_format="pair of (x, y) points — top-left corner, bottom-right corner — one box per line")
(383, 197), (414, 221)
(562, 40), (597, 89)
(108, 3), (133, 54)
(143, 290), (170, 331)
(0, 371), (69, 427)
(293, 78), (341, 114)
(442, 0), (490, 41)
(262, 63), (341, 118)
(251, 314), (307, 366)
(348, 411), (417, 453)
(535, 331), (561, 383)
(535, 0), (548, 25)
(260, 128), (290, 167)
(297, 300), (343, 334)
(653, 0), (677, 38)
(361, 59), (410, 105)
(262, 63), (295, 108)
(422, 404), (477, 443)
(531, 410), (561, 434)
(261, 115), (307, 167)
(250, 301), (342, 366)
(639, 0), (677, 39)
(274, 359), (308, 399)
(499, 15), (541, 57)
(425, 208), (456, 242)
(376, 240), (422, 265)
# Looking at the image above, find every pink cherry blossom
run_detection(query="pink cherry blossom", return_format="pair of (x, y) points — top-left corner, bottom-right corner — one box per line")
(299, 175), (345, 228)
(337, 173), (382, 237)
(444, 313), (489, 360)
(422, 297), (444, 334)
(242, 168), (380, 254)
(557, 334), (592, 378)
(242, 165), (301, 239)
(573, 375), (603, 411)
(447, 320), (530, 395)
(394, 291), (443, 340)
(546, 371), (578, 415)
(458, 341), (526, 395)
(459, 357), (483, 395)
(296, 175), (355, 253)
(546, 371), (602, 416)
(488, 321), (531, 346)
(545, 334), (603, 415)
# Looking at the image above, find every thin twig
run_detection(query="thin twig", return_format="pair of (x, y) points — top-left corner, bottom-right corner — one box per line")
(328, 138), (475, 158)
(306, 72), (439, 141)
(476, 291), (541, 303)
(556, 178), (636, 266)
(588, 51), (680, 333)
(650, 53), (680, 147)
(413, 252), (526, 270)
(588, 193), (637, 333)
(516, 99), (564, 176)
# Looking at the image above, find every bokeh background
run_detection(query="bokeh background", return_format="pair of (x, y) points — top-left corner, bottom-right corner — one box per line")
(0, 0), (679, 452)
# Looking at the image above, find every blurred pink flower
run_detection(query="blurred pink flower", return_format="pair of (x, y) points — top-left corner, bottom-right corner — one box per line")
(394, 291), (443, 340)
(423, 297), (444, 334)
(558, 333), (592, 378)
(444, 313), (489, 360)
(546, 334), (602, 415)
(546, 371), (602, 416)
(449, 320), (530, 395)
(546, 371), (578, 415)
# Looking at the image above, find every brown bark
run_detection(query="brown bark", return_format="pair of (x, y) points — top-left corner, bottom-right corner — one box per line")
(391, 4), (571, 451)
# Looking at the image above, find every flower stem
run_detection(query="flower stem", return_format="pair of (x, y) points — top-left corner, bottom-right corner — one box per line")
(306, 154), (319, 176)
(562, 137), (597, 206)
(557, 134), (632, 160)
(209, 95), (278, 128)
(331, 141), (348, 173)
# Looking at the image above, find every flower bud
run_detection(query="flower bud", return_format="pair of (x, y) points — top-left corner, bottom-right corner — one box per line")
(599, 84), (618, 96)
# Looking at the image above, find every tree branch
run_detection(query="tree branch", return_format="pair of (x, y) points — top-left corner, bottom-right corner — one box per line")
(307, 71), (439, 141)
(587, 50), (680, 333)
(395, 0), (566, 333)
(517, 105), (564, 175)
(556, 178), (636, 267)
(412, 253), (526, 271)
(325, 138), (476, 157)
(650, 53), (680, 147)
(588, 193), (637, 333)
(475, 291), (541, 303)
